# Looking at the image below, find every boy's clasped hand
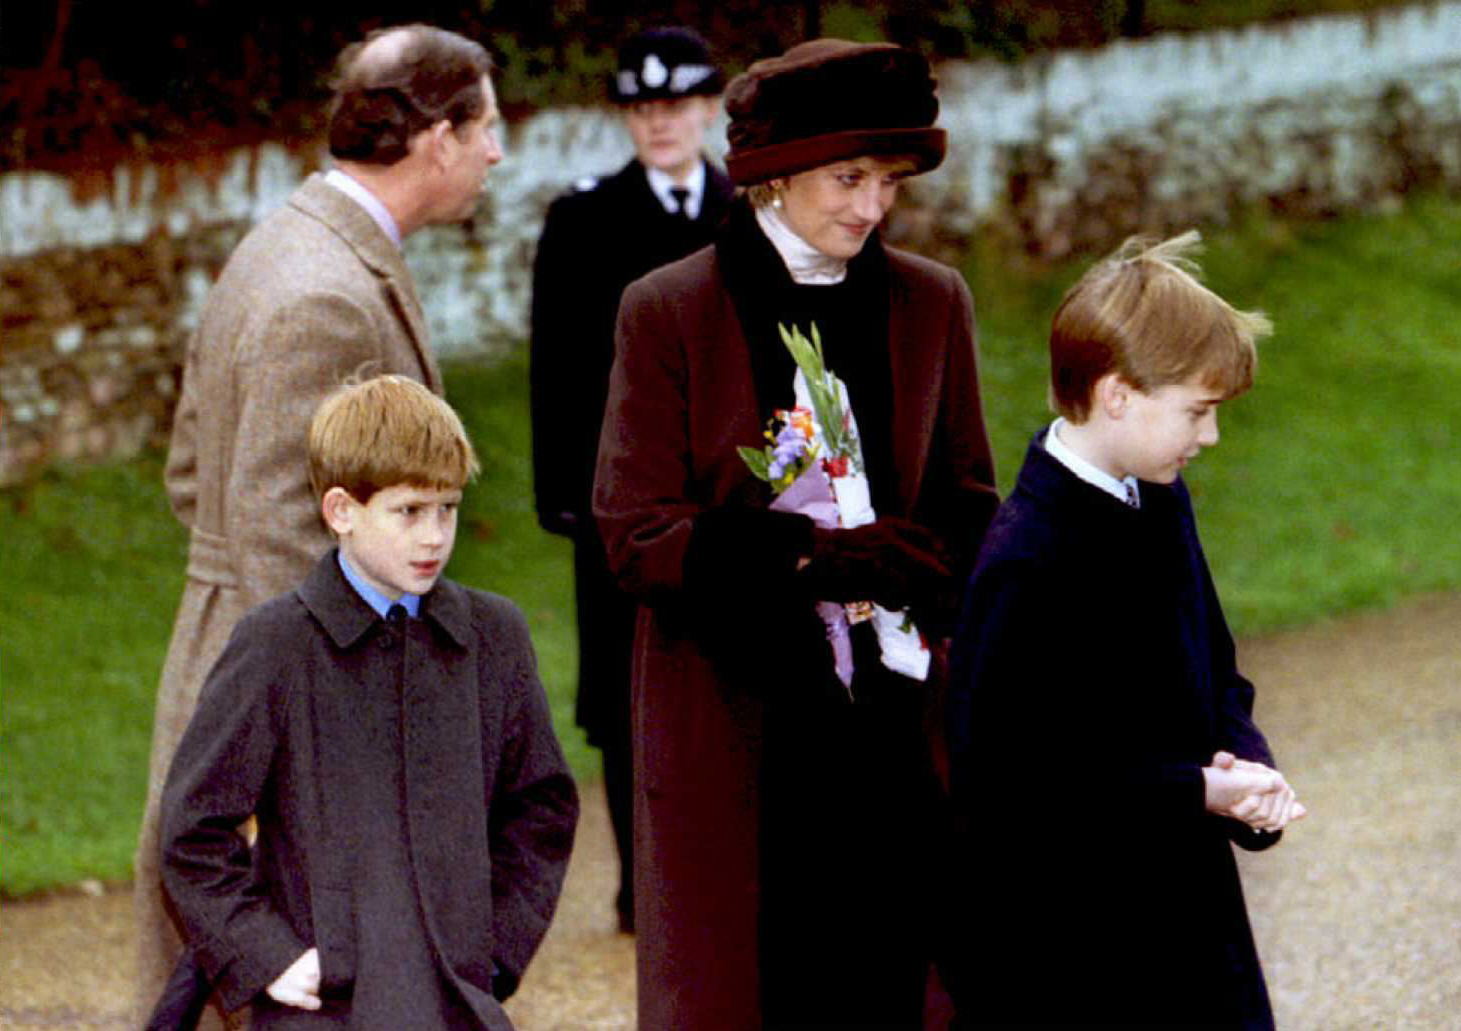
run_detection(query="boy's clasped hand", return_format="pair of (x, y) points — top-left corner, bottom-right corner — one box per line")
(1203, 751), (1307, 832)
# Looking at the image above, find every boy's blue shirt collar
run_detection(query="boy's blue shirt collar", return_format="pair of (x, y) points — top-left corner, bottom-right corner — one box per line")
(337, 550), (421, 619)
(299, 551), (472, 651)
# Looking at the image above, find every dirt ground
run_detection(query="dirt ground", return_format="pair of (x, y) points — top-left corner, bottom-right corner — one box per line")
(3, 593), (1459, 1029)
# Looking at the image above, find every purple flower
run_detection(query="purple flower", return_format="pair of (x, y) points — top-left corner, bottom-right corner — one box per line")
(746, 409), (818, 487)
(774, 426), (807, 456)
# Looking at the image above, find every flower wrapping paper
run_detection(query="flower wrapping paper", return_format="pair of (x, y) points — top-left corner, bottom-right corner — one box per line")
(770, 463), (857, 690)
(791, 368), (930, 684)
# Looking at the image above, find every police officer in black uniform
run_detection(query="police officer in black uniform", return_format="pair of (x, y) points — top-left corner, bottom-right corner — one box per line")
(529, 26), (733, 933)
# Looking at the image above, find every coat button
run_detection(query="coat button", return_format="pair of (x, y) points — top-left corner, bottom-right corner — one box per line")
(379, 632), (397, 650)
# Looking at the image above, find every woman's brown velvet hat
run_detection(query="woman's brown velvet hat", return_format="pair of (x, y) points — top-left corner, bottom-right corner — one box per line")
(724, 39), (947, 186)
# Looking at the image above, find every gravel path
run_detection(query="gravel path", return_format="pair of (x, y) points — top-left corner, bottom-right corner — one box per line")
(3, 593), (1459, 1029)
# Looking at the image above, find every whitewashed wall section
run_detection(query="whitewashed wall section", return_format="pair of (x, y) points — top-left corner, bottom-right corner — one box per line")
(921, 2), (1461, 255)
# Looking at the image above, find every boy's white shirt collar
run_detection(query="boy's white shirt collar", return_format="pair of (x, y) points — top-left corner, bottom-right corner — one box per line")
(645, 162), (706, 219)
(323, 168), (402, 248)
(754, 204), (849, 285)
(338, 550), (421, 618)
(1045, 418), (1141, 508)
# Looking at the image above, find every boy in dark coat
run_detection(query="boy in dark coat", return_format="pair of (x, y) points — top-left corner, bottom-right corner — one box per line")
(528, 25), (733, 932)
(945, 232), (1305, 1028)
(160, 375), (578, 1028)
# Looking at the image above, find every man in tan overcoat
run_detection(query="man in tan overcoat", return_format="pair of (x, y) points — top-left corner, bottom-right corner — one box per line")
(133, 24), (503, 1025)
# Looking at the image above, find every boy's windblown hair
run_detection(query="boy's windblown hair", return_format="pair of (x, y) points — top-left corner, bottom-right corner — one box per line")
(1050, 230), (1273, 422)
(309, 373), (480, 502)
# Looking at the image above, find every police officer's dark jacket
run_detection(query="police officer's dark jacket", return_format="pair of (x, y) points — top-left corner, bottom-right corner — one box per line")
(530, 157), (735, 535)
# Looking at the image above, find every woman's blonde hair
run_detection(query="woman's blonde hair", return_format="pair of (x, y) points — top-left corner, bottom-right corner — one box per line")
(1050, 231), (1272, 422)
(308, 373), (480, 502)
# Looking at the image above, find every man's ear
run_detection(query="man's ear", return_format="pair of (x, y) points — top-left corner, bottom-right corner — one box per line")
(410, 120), (454, 171)
(321, 486), (357, 537)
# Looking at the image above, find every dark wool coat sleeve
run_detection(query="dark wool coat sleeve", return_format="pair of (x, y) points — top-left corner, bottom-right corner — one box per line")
(475, 597), (581, 991)
(593, 264), (714, 602)
(159, 604), (313, 1010)
(1186, 491), (1289, 853)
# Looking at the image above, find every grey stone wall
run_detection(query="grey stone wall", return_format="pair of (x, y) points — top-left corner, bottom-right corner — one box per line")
(921, 2), (1461, 256)
(2, 2), (1459, 485)
(1, 228), (232, 482)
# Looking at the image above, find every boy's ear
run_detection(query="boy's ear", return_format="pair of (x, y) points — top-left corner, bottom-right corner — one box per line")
(1096, 373), (1136, 420)
(321, 486), (357, 537)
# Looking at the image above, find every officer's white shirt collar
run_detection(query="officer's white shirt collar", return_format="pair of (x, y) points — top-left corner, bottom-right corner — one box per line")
(754, 204), (848, 285)
(1044, 418), (1141, 508)
(646, 162), (706, 220)
(324, 168), (402, 248)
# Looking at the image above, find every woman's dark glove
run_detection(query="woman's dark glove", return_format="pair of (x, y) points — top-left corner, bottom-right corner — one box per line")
(684, 507), (817, 596)
(681, 507), (827, 689)
(799, 516), (953, 610)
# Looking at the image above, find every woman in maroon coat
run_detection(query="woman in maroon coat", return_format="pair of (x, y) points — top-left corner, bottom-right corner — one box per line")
(593, 40), (999, 1029)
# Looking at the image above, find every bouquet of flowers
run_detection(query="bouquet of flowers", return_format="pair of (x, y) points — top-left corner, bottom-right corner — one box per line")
(737, 406), (821, 494)
(739, 323), (930, 692)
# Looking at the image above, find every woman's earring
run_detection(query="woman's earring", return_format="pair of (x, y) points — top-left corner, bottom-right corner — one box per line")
(772, 191), (783, 210)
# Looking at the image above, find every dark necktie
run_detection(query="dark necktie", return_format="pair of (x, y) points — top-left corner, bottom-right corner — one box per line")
(380, 603), (408, 651)
(669, 187), (692, 221)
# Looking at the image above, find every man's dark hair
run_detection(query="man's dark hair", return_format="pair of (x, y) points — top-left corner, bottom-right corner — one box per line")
(328, 24), (493, 165)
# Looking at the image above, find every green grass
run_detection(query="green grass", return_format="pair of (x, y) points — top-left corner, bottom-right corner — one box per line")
(1, 457), (186, 896)
(4, 193), (1460, 896)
